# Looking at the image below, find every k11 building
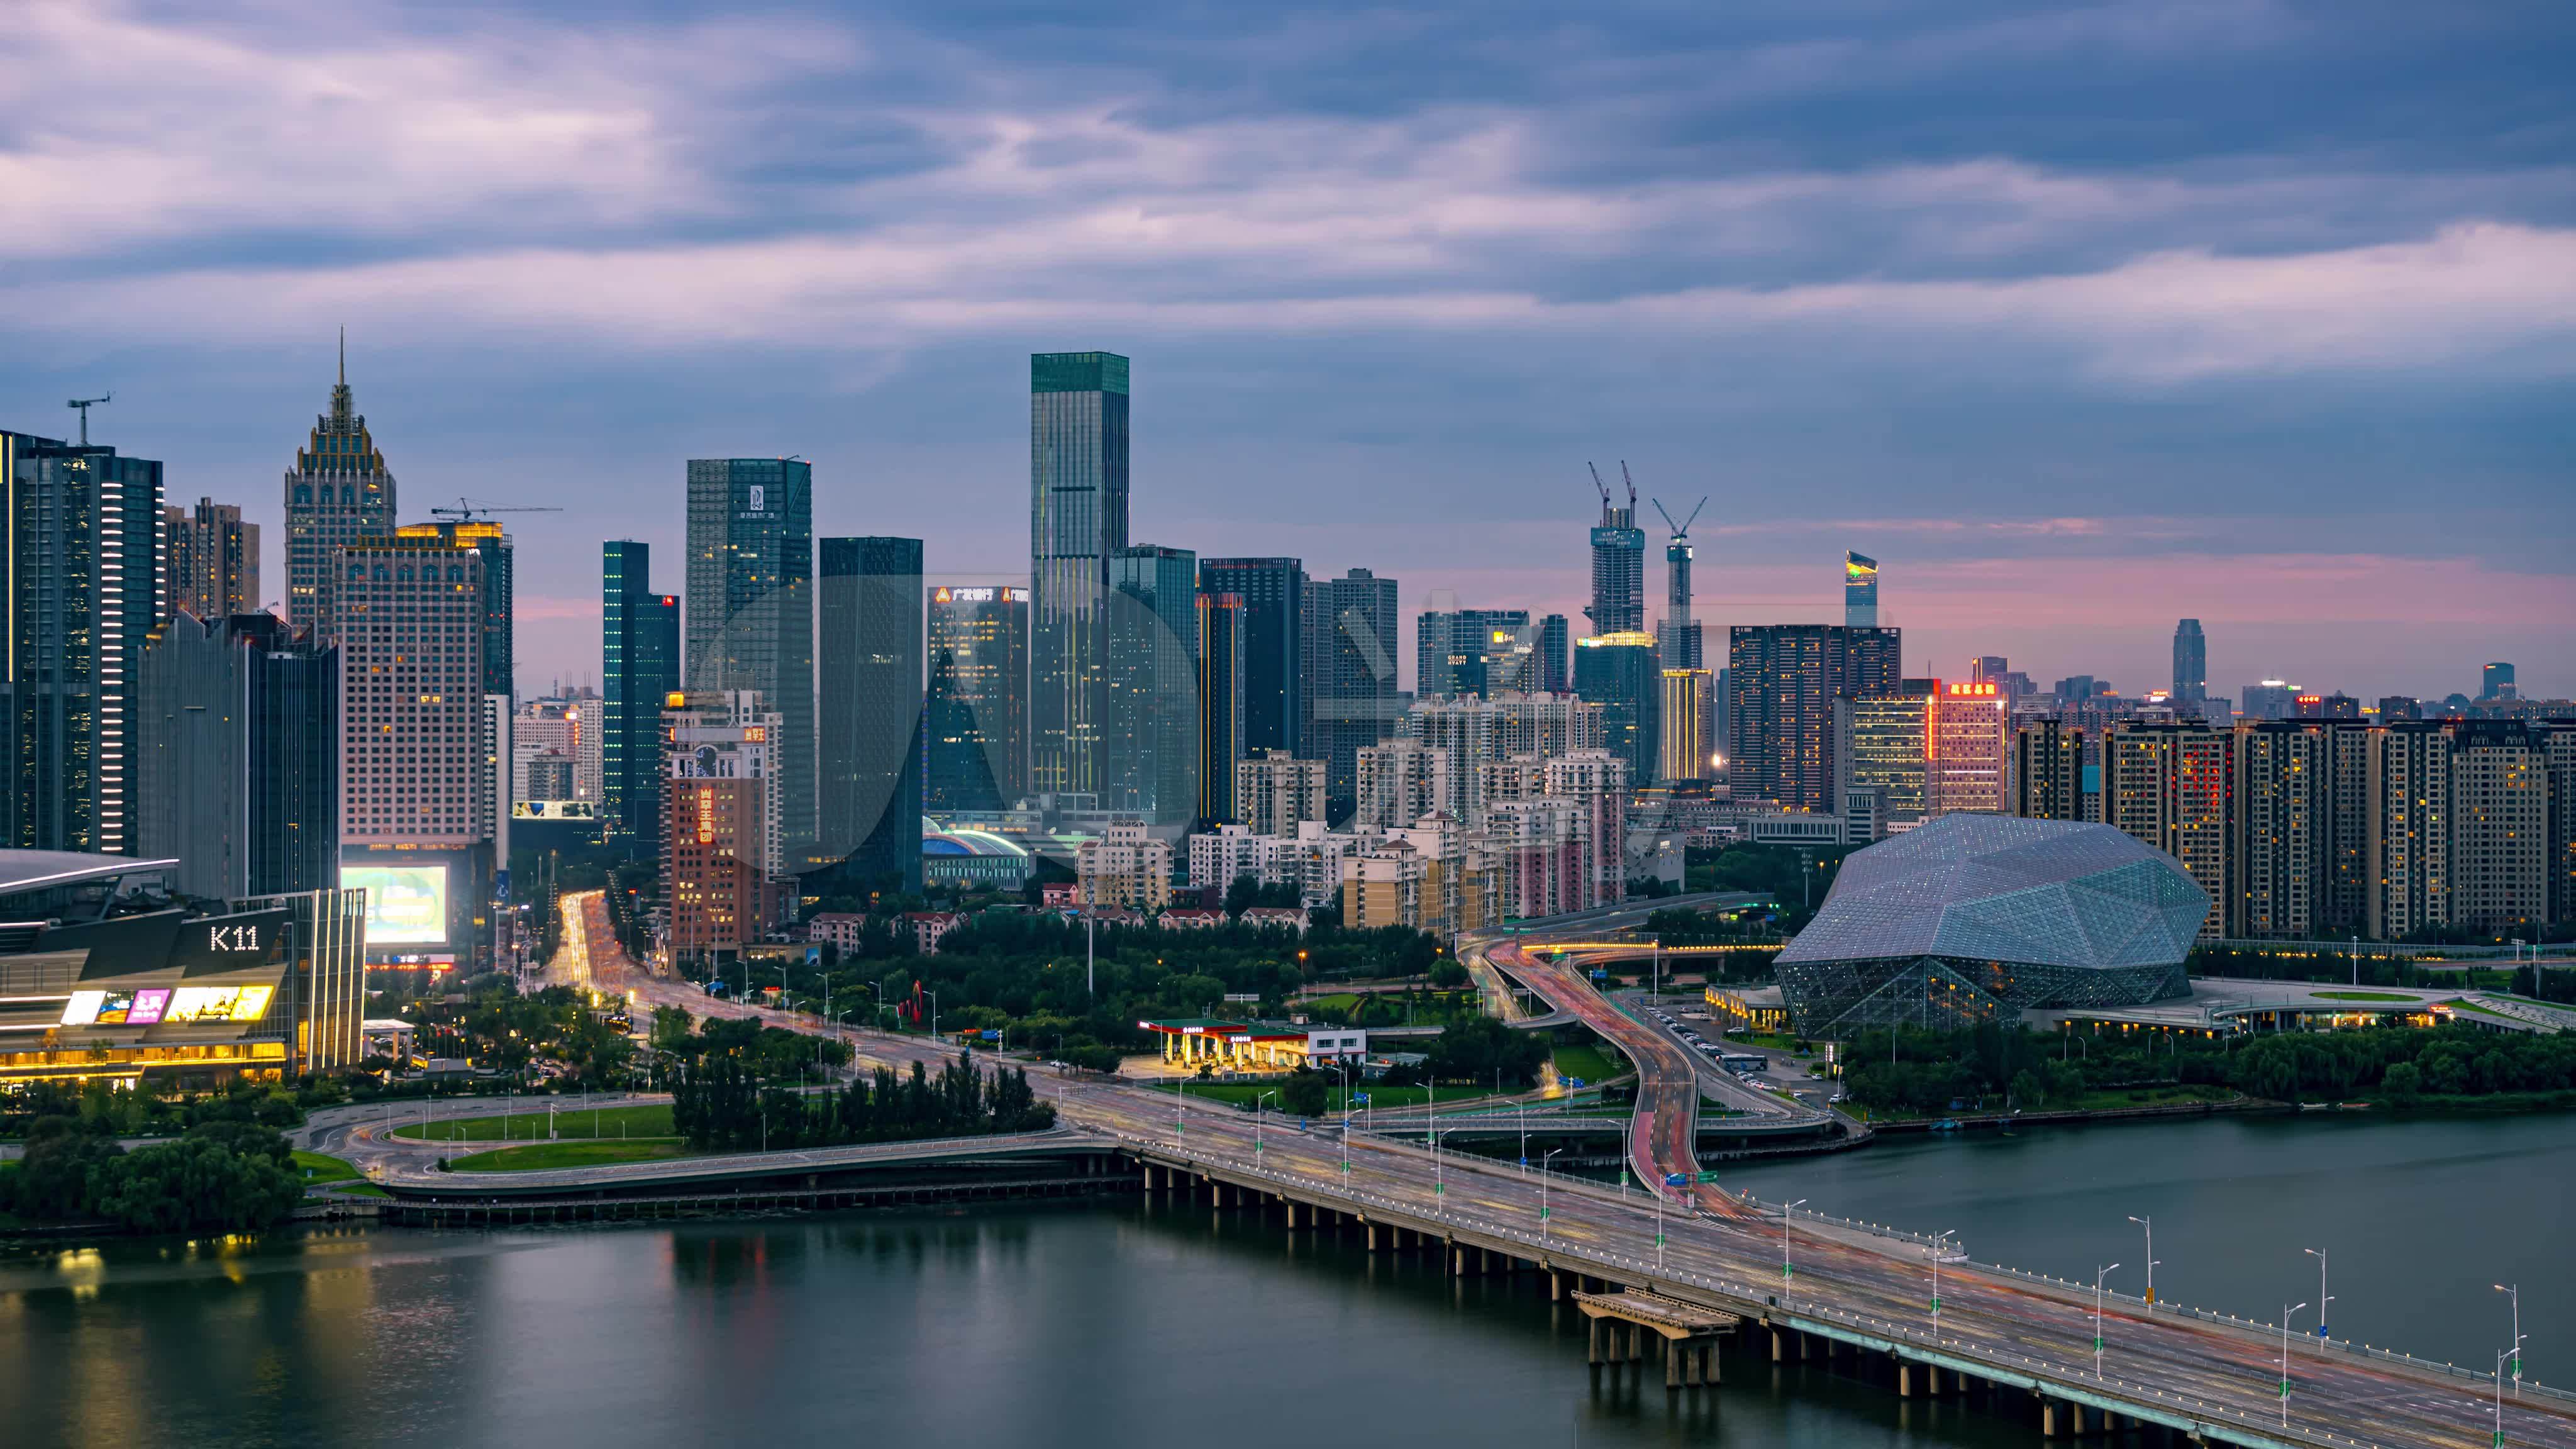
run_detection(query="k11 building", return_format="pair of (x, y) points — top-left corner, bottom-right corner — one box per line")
(1772, 814), (2207, 1036)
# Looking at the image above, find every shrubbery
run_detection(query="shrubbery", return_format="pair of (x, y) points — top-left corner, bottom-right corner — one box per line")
(1, 1113), (303, 1233)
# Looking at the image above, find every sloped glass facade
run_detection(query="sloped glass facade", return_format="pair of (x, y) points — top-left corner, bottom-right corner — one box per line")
(1775, 814), (2206, 1035)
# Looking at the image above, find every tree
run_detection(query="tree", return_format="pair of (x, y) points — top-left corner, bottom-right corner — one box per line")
(1280, 1069), (1331, 1117)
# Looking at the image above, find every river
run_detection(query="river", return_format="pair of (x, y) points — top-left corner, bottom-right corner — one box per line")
(2, 1111), (2564, 1448)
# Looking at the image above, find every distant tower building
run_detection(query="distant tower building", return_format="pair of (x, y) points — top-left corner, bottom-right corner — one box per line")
(1586, 464), (1646, 635)
(601, 541), (680, 852)
(1105, 544), (1200, 825)
(1728, 623), (1902, 813)
(396, 520), (513, 699)
(1195, 591), (1245, 824)
(139, 611), (338, 899)
(1574, 631), (1660, 784)
(1309, 567), (1401, 811)
(1843, 552), (1879, 628)
(2172, 619), (2207, 704)
(3, 426), (164, 854)
(1537, 614), (1572, 692)
(924, 584), (1029, 816)
(2482, 662), (2518, 701)
(818, 537), (923, 893)
(1659, 669), (1714, 786)
(1199, 558), (1304, 759)
(1030, 352), (1130, 799)
(282, 335), (394, 647)
(1416, 606), (1535, 700)
(1654, 497), (1706, 670)
(165, 498), (260, 621)
(686, 457), (814, 845)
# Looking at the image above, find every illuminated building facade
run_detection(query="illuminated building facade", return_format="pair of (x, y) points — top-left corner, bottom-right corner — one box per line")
(925, 584), (1029, 815)
(1106, 545), (1200, 826)
(685, 457), (814, 845)
(1728, 623), (1904, 814)
(601, 541), (679, 852)
(1928, 681), (2011, 816)
(1843, 552), (1879, 628)
(1030, 353), (1130, 799)
(2104, 721), (2230, 941)
(282, 344), (394, 648)
(394, 520), (513, 701)
(1659, 668), (1714, 787)
(1417, 606), (1533, 699)
(663, 692), (783, 957)
(164, 497), (260, 621)
(1574, 631), (1660, 782)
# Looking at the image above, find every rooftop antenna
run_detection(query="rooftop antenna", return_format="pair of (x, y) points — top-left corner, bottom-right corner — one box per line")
(66, 394), (111, 447)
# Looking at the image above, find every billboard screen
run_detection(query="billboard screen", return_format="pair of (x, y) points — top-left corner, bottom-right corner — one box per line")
(164, 985), (275, 1024)
(344, 864), (450, 946)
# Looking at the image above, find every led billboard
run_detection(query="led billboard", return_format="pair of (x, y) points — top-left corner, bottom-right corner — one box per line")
(164, 985), (276, 1024)
(344, 864), (450, 946)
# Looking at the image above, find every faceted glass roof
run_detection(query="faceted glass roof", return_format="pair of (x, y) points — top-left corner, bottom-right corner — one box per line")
(1776, 814), (2207, 972)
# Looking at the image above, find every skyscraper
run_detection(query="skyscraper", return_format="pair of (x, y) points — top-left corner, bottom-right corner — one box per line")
(1728, 624), (1902, 813)
(138, 611), (337, 899)
(1843, 552), (1879, 628)
(396, 520), (513, 699)
(924, 584), (1028, 816)
(2103, 721), (2229, 941)
(1309, 567), (1401, 811)
(165, 498), (260, 621)
(1416, 606), (1533, 699)
(1587, 470), (1645, 635)
(1657, 497), (1705, 670)
(282, 338), (394, 648)
(1030, 352), (1130, 799)
(1574, 631), (1660, 784)
(602, 541), (680, 852)
(819, 537), (923, 892)
(1659, 669), (1714, 786)
(685, 457), (814, 844)
(1538, 614), (1571, 693)
(1198, 558), (1303, 759)
(3, 427), (164, 854)
(2482, 662), (2518, 701)
(1195, 591), (1245, 824)
(1105, 544), (1199, 824)
(2172, 619), (2207, 704)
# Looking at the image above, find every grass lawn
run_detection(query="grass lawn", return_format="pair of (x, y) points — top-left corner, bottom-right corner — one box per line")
(1552, 1042), (1624, 1084)
(293, 1150), (362, 1185)
(445, 1139), (693, 1172)
(2069, 1083), (2238, 1111)
(2445, 999), (2510, 1019)
(2311, 991), (2421, 1002)
(392, 1103), (672, 1144)
(1727, 1032), (1813, 1054)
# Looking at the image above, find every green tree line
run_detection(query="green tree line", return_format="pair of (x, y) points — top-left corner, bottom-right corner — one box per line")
(2, 1115), (303, 1234)
(668, 1050), (1053, 1153)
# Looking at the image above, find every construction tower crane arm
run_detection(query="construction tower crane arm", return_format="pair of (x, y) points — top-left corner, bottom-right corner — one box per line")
(429, 497), (567, 523)
(1588, 462), (1611, 504)
(1653, 496), (1708, 536)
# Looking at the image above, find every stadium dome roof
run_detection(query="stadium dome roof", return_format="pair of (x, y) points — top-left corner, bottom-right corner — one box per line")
(921, 819), (1032, 858)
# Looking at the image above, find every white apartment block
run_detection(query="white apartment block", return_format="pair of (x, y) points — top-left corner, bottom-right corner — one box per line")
(1077, 817), (1174, 912)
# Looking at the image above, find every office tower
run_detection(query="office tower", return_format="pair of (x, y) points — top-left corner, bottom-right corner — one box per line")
(1727, 623), (1902, 813)
(393, 519), (513, 699)
(924, 584), (1029, 816)
(2446, 720), (2548, 932)
(2368, 722), (2450, 939)
(2377, 696), (2423, 722)
(2241, 680), (2299, 721)
(1659, 669), (1714, 786)
(1574, 631), (1660, 784)
(1198, 558), (1303, 760)
(1587, 471), (1645, 635)
(2103, 721), (2229, 940)
(2230, 721), (2325, 939)
(165, 498), (260, 621)
(2481, 662), (2517, 701)
(2172, 619), (2207, 704)
(1104, 544), (1199, 825)
(1928, 682), (2011, 816)
(1839, 687), (1929, 821)
(338, 535), (491, 959)
(601, 541), (680, 852)
(137, 612), (337, 899)
(1236, 749), (1326, 835)
(513, 693), (602, 807)
(2542, 723), (2576, 928)
(2296, 692), (2362, 721)
(1195, 591), (1245, 824)
(686, 457), (814, 844)
(1417, 606), (1537, 699)
(3, 428), (164, 853)
(1970, 656), (2009, 686)
(1029, 352), (1130, 799)
(2011, 719), (2092, 821)
(1307, 567), (1401, 810)
(663, 693), (782, 960)
(1843, 552), (1879, 628)
(818, 537), (924, 892)
(2055, 675), (2106, 703)
(1538, 614), (1571, 693)
(282, 340), (394, 647)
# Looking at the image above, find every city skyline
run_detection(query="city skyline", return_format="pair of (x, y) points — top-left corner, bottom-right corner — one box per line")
(7, 4), (2574, 703)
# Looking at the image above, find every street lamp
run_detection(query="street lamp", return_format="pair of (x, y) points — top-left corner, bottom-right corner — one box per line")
(2280, 1302), (2309, 1429)
(1540, 1147), (1563, 1241)
(2093, 1263), (2120, 1377)
(2497, 1347), (2516, 1448)
(1654, 1186), (1667, 1271)
(1929, 1228), (1957, 1338)
(2129, 1214), (2159, 1311)
(2305, 1247), (2333, 1345)
(1781, 1197), (1808, 1298)
(1255, 1090), (1277, 1160)
(2497, 1284), (2524, 1399)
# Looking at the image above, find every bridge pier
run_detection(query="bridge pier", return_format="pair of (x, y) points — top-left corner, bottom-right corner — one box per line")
(1898, 1362), (1914, 1398)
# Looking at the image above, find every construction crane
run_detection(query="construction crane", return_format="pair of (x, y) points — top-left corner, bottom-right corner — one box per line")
(65, 394), (110, 446)
(428, 498), (565, 525)
(1653, 495), (1707, 540)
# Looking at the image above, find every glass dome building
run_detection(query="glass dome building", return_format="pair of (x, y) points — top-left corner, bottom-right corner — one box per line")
(1772, 814), (2206, 1036)
(921, 819), (1034, 889)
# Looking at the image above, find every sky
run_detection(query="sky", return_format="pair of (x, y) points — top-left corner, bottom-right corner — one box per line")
(8, 0), (2573, 702)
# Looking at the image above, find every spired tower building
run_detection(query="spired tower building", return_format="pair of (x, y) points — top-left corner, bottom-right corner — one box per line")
(283, 333), (395, 648)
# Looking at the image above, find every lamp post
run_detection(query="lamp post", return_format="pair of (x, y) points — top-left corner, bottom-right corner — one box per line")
(1930, 1228), (1957, 1339)
(2305, 1247), (2333, 1345)
(1519, 1101), (1528, 1174)
(1781, 1197), (1807, 1299)
(1654, 1186), (1666, 1270)
(1174, 1080), (1185, 1146)
(1540, 1147), (1563, 1242)
(2497, 1284), (2524, 1399)
(2129, 1214), (2159, 1311)
(2280, 1302), (2309, 1428)
(1255, 1090), (1277, 1160)
(2498, 1348), (2516, 1448)
(2093, 1263), (2120, 1377)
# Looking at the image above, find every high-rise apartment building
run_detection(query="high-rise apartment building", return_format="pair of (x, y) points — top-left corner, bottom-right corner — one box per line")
(2368, 722), (2451, 940)
(1574, 632), (1660, 784)
(1106, 544), (1199, 826)
(1075, 818), (1174, 912)
(1030, 352), (1130, 799)
(601, 541), (680, 851)
(1307, 567), (1401, 809)
(924, 584), (1028, 816)
(395, 521), (513, 700)
(2447, 721), (2548, 933)
(1659, 523), (1703, 670)
(1728, 624), (1902, 813)
(282, 343), (393, 648)
(2104, 721), (2229, 940)
(663, 693), (782, 960)
(2010, 719), (2094, 821)
(2230, 721), (2324, 939)
(2543, 723), (2576, 928)
(686, 457), (814, 845)
(1587, 486), (1645, 635)
(1659, 669), (1714, 786)
(1199, 558), (1302, 760)
(1236, 750), (1326, 836)
(1353, 738), (1452, 831)
(1928, 681), (2011, 816)
(3, 428), (164, 854)
(818, 537), (923, 892)
(2172, 619), (2207, 704)
(138, 611), (337, 899)
(1404, 693), (1607, 823)
(1416, 607), (1533, 700)
(1194, 590), (1244, 824)
(165, 498), (260, 621)
(1838, 689), (1930, 822)
(1843, 552), (1879, 628)
(512, 692), (602, 807)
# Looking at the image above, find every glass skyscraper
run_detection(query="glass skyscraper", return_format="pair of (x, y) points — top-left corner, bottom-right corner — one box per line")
(924, 585), (1028, 814)
(1197, 557), (1302, 758)
(1106, 544), (1199, 824)
(819, 536), (923, 892)
(1308, 567), (1400, 809)
(685, 457), (814, 845)
(1843, 552), (1880, 628)
(2172, 618), (2207, 704)
(602, 541), (679, 853)
(1417, 606), (1533, 699)
(1030, 352), (1130, 799)
(138, 611), (338, 899)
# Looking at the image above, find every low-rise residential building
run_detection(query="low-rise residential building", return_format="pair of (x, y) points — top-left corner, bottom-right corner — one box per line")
(901, 910), (967, 954)
(1239, 906), (1311, 934)
(1076, 818), (1174, 912)
(1160, 906), (1226, 930)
